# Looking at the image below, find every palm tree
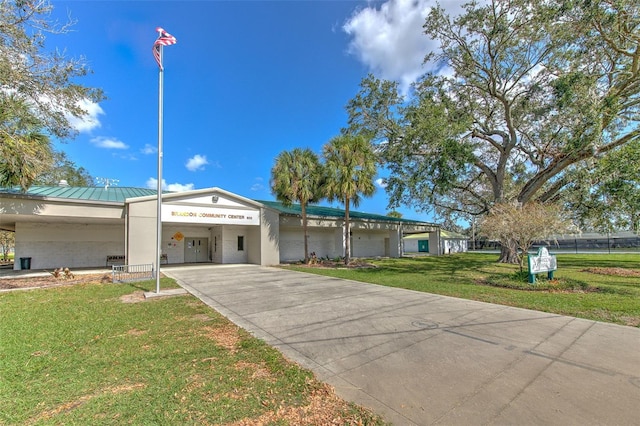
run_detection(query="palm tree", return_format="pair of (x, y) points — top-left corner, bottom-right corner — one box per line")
(322, 134), (376, 265)
(270, 148), (324, 263)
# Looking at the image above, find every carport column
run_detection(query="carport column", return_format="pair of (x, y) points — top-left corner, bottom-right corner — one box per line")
(429, 227), (442, 255)
(256, 207), (280, 265)
(389, 226), (402, 257)
(124, 205), (129, 263)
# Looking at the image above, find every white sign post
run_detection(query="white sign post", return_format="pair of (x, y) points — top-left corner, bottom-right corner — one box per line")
(527, 247), (557, 283)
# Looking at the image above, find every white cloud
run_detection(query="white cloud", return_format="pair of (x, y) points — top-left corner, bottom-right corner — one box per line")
(146, 177), (160, 189)
(251, 177), (265, 192)
(343, 0), (465, 93)
(145, 177), (194, 192)
(67, 98), (105, 133)
(140, 144), (157, 155)
(375, 178), (388, 189)
(166, 182), (195, 192)
(29, 93), (104, 134)
(90, 136), (129, 149)
(122, 153), (138, 161)
(185, 154), (209, 172)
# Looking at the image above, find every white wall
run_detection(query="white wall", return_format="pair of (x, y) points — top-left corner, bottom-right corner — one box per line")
(221, 225), (249, 264)
(429, 230), (441, 255)
(162, 225), (185, 264)
(279, 228), (341, 262)
(212, 227), (223, 263)
(352, 231), (386, 257)
(247, 208), (280, 266)
(260, 208), (280, 265)
(126, 199), (157, 266)
(404, 239), (420, 253)
(388, 229), (401, 257)
(280, 228), (395, 261)
(14, 222), (124, 270)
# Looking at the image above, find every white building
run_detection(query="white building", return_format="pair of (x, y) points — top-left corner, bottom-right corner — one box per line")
(404, 230), (468, 255)
(0, 186), (439, 270)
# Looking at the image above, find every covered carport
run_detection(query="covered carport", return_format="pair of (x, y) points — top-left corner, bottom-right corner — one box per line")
(0, 186), (142, 270)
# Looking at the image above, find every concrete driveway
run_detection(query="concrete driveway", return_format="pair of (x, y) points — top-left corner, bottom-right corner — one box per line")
(164, 264), (640, 425)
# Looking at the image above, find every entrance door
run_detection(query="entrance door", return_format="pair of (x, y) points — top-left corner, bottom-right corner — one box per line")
(418, 240), (429, 253)
(185, 238), (209, 263)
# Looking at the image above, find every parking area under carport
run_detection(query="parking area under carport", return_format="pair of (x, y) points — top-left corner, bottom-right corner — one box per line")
(164, 264), (640, 426)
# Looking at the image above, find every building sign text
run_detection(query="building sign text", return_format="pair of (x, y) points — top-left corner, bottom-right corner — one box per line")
(162, 205), (259, 226)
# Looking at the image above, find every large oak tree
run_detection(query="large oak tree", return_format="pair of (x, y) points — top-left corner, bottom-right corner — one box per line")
(563, 140), (640, 233)
(345, 0), (640, 261)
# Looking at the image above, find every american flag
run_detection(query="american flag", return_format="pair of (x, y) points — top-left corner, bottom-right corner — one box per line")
(153, 27), (177, 70)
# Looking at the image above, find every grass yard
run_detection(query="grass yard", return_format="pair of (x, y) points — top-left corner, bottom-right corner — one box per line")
(286, 253), (640, 327)
(0, 278), (384, 425)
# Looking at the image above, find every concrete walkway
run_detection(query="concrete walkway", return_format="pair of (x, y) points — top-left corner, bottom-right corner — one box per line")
(164, 264), (640, 426)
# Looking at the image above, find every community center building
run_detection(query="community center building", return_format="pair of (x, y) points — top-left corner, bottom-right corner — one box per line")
(0, 185), (440, 270)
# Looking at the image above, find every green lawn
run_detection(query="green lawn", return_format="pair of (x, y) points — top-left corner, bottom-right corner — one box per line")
(0, 278), (384, 425)
(286, 253), (640, 327)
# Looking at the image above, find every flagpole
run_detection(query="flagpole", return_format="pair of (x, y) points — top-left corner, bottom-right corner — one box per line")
(152, 27), (175, 294)
(155, 34), (164, 294)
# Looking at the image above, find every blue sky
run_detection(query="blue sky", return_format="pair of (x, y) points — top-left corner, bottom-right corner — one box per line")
(48, 0), (465, 223)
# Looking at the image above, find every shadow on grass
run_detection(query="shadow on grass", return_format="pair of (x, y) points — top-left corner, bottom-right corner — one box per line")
(125, 277), (178, 292)
(481, 274), (633, 295)
(364, 254), (492, 275)
(555, 254), (640, 269)
(355, 254), (637, 296)
(305, 254), (639, 296)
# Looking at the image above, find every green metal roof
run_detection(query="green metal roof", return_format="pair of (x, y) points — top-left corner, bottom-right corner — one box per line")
(257, 200), (432, 225)
(0, 186), (157, 203)
(404, 230), (467, 239)
(0, 186), (434, 225)
(441, 230), (467, 239)
(403, 233), (430, 240)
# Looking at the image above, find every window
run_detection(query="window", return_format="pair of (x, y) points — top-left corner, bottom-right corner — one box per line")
(237, 236), (244, 251)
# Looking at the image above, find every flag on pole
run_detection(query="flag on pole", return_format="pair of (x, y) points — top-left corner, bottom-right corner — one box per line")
(153, 26), (176, 293)
(152, 27), (177, 70)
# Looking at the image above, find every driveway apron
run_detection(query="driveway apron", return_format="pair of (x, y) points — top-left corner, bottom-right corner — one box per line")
(164, 264), (640, 426)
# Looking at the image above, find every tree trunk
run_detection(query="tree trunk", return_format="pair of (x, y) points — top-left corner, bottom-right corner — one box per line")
(344, 198), (350, 265)
(498, 243), (519, 264)
(302, 203), (309, 264)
